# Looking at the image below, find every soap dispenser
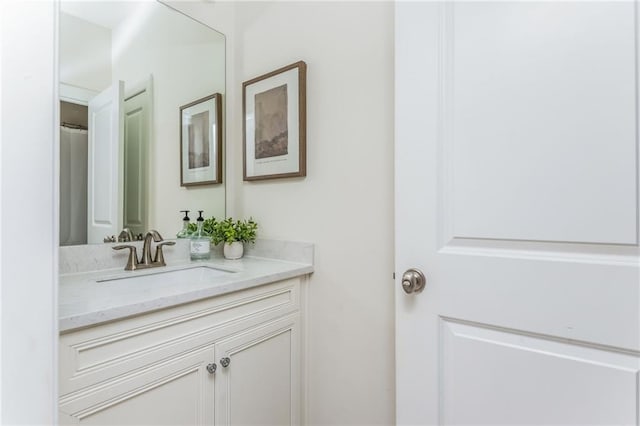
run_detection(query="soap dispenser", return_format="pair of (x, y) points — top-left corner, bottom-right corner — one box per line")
(177, 210), (192, 238)
(190, 210), (211, 260)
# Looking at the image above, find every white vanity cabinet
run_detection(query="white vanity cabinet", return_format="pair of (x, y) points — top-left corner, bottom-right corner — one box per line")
(59, 277), (304, 425)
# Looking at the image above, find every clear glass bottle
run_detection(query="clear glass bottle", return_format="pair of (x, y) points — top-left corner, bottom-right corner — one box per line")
(176, 210), (191, 238)
(190, 210), (211, 261)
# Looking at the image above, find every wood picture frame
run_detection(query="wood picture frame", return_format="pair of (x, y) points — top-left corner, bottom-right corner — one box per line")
(180, 93), (222, 186)
(243, 61), (307, 181)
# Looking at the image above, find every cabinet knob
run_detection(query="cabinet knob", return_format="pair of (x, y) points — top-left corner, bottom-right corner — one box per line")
(220, 357), (231, 368)
(206, 363), (217, 374)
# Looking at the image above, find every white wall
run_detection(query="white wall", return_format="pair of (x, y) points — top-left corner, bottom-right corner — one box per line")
(231, 2), (395, 424)
(0, 1), (57, 423)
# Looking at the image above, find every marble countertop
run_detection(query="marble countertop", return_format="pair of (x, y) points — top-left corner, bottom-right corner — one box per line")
(59, 240), (313, 333)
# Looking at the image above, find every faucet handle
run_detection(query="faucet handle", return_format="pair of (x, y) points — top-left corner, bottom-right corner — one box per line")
(154, 241), (176, 266)
(118, 228), (134, 242)
(113, 245), (139, 271)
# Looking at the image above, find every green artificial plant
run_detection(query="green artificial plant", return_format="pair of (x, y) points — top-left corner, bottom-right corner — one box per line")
(187, 222), (198, 234)
(210, 217), (258, 245)
(202, 217), (217, 236)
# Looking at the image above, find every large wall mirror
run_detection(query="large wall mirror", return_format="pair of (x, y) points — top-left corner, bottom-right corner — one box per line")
(59, 0), (225, 246)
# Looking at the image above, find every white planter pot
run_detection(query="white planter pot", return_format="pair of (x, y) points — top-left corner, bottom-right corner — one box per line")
(223, 241), (244, 260)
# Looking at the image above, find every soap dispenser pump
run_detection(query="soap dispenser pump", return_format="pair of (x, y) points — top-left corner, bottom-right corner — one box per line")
(177, 210), (192, 238)
(190, 210), (211, 260)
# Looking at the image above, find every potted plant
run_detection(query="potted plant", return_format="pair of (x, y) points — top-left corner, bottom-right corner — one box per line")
(210, 217), (258, 259)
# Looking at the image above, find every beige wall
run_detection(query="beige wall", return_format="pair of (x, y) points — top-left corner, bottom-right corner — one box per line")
(233, 2), (395, 424)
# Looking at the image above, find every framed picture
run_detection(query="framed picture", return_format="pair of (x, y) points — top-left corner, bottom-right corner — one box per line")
(180, 93), (222, 186)
(243, 61), (307, 180)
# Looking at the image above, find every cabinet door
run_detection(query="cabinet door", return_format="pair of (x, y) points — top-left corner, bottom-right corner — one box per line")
(60, 346), (216, 425)
(214, 315), (300, 426)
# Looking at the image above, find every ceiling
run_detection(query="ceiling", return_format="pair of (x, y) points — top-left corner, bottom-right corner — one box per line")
(60, 1), (142, 30)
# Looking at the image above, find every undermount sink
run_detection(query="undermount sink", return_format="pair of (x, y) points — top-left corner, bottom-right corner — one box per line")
(97, 266), (233, 286)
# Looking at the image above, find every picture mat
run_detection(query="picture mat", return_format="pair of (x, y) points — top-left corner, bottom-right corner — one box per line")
(181, 97), (218, 184)
(245, 67), (300, 177)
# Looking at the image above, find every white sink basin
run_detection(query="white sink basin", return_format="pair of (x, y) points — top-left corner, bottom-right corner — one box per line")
(97, 266), (232, 286)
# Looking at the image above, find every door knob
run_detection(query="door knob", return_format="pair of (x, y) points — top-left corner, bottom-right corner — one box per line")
(206, 363), (217, 374)
(220, 357), (231, 368)
(402, 268), (426, 294)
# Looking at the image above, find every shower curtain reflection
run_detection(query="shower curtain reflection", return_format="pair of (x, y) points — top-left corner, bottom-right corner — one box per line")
(60, 125), (88, 246)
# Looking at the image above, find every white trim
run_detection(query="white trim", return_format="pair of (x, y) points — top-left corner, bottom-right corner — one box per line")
(53, 1), (61, 422)
(124, 74), (153, 100)
(0, 1), (4, 420)
(60, 82), (98, 106)
(1, 1), (58, 423)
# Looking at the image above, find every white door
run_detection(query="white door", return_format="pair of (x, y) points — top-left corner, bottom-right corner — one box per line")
(87, 81), (124, 244)
(395, 2), (640, 425)
(123, 78), (152, 237)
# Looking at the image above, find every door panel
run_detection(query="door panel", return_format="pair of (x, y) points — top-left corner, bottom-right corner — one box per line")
(59, 346), (215, 425)
(395, 2), (640, 424)
(87, 81), (124, 244)
(441, 318), (638, 424)
(123, 79), (151, 237)
(447, 2), (637, 245)
(75, 371), (201, 425)
(214, 315), (300, 426)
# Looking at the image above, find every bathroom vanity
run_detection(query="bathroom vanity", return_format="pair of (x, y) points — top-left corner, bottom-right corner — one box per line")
(58, 240), (313, 425)
(55, 1), (310, 423)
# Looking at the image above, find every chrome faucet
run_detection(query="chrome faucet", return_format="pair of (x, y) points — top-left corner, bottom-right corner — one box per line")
(113, 230), (176, 271)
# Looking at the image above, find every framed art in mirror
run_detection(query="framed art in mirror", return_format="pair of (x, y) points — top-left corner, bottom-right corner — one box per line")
(180, 93), (223, 186)
(243, 61), (307, 181)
